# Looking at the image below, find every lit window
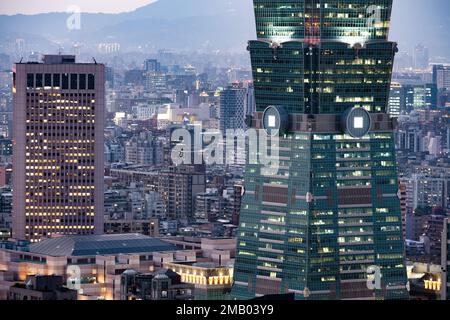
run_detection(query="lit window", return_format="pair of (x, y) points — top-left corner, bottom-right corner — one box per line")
(354, 117), (364, 129)
(268, 115), (276, 128)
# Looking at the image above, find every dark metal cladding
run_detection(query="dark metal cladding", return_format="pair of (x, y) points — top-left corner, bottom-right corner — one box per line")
(232, 0), (409, 300)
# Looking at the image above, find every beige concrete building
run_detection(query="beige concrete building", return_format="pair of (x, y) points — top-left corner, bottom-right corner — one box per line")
(0, 234), (235, 300)
(12, 55), (105, 241)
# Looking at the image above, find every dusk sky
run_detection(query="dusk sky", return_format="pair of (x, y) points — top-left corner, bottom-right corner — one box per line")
(0, 0), (441, 16)
(0, 0), (155, 15)
(0, 0), (448, 56)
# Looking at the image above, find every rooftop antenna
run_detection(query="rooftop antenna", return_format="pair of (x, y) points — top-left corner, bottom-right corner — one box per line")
(19, 57), (23, 63)
(92, 57), (97, 64)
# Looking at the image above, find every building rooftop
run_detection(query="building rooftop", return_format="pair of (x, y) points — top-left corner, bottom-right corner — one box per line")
(29, 234), (177, 257)
(16, 55), (101, 65)
(42, 55), (76, 64)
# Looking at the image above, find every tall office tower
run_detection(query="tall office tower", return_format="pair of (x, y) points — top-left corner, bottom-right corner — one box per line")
(12, 55), (105, 242)
(398, 182), (407, 243)
(145, 59), (161, 73)
(232, 0), (409, 300)
(446, 120), (450, 150)
(105, 66), (115, 88)
(404, 84), (438, 111)
(246, 84), (256, 118)
(403, 174), (449, 211)
(388, 82), (403, 117)
(413, 44), (429, 70)
(433, 64), (450, 92)
(219, 83), (247, 133)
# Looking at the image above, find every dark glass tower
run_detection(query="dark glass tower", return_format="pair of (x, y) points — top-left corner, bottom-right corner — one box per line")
(232, 0), (409, 300)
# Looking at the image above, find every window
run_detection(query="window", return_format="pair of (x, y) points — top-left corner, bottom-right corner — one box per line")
(88, 74), (95, 90)
(70, 74), (78, 90)
(44, 74), (52, 87)
(268, 115), (276, 128)
(53, 74), (60, 87)
(354, 117), (364, 129)
(27, 73), (34, 88)
(62, 73), (69, 90)
(79, 74), (86, 90)
(35, 73), (43, 88)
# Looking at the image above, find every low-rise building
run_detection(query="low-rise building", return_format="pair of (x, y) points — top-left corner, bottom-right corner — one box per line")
(0, 234), (192, 300)
(104, 218), (159, 237)
(0, 234), (236, 300)
(8, 275), (77, 300)
(120, 269), (194, 300)
(164, 261), (233, 300)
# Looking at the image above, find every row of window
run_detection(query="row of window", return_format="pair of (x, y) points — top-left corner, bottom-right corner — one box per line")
(27, 73), (95, 90)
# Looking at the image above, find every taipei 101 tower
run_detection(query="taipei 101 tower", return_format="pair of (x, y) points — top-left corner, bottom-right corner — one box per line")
(232, 0), (409, 300)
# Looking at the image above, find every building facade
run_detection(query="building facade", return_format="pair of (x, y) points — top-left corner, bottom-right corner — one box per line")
(8, 275), (78, 300)
(219, 83), (246, 133)
(157, 165), (206, 221)
(125, 131), (154, 165)
(0, 234), (188, 300)
(232, 0), (408, 300)
(433, 64), (450, 92)
(388, 82), (403, 117)
(442, 219), (450, 300)
(120, 269), (194, 301)
(12, 55), (105, 241)
(402, 174), (450, 211)
(0, 234), (235, 300)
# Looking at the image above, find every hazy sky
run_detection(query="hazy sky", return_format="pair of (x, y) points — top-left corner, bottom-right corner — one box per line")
(0, 0), (155, 15)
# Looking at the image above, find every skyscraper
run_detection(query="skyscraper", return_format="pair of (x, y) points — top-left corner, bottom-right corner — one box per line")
(433, 64), (450, 92)
(219, 83), (247, 133)
(145, 59), (161, 73)
(388, 82), (403, 117)
(413, 44), (429, 70)
(232, 0), (408, 300)
(403, 83), (438, 111)
(12, 55), (105, 242)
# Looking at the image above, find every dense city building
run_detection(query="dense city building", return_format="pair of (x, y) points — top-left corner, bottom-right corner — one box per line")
(8, 275), (78, 300)
(12, 55), (105, 242)
(219, 83), (246, 133)
(0, 0), (448, 303)
(0, 234), (235, 300)
(413, 44), (429, 70)
(120, 269), (194, 300)
(104, 218), (160, 237)
(402, 174), (449, 211)
(157, 165), (206, 222)
(388, 82), (403, 117)
(433, 64), (450, 92)
(232, 0), (408, 300)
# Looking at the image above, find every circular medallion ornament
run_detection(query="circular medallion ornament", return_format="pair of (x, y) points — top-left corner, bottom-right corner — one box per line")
(340, 107), (372, 138)
(262, 106), (289, 136)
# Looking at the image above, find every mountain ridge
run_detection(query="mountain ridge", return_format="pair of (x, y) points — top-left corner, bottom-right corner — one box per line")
(0, 0), (448, 56)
